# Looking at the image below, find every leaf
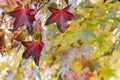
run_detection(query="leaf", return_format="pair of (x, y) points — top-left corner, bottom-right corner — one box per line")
(32, 32), (41, 40)
(0, 0), (19, 11)
(0, 28), (5, 56)
(99, 67), (115, 80)
(64, 71), (73, 80)
(4, 70), (14, 80)
(112, 18), (120, 32)
(79, 30), (96, 43)
(22, 40), (44, 66)
(10, 40), (19, 49)
(96, 35), (106, 48)
(35, 0), (44, 3)
(68, 47), (81, 55)
(103, 0), (107, 3)
(14, 73), (22, 79)
(0, 13), (4, 27)
(9, 29), (21, 43)
(67, 45), (91, 59)
(32, 69), (41, 80)
(6, 0), (20, 10)
(49, 2), (58, 8)
(45, 5), (75, 33)
(79, 46), (91, 58)
(70, 60), (82, 72)
(23, 68), (32, 77)
(69, 0), (77, 8)
(65, 0), (69, 4)
(15, 30), (27, 41)
(86, 60), (100, 72)
(15, 42), (21, 54)
(33, 22), (43, 33)
(83, 72), (93, 80)
(57, 56), (72, 76)
(9, 30), (27, 53)
(7, 4), (37, 33)
(111, 41), (120, 51)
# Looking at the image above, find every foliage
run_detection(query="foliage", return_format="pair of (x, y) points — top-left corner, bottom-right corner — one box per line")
(0, 0), (120, 80)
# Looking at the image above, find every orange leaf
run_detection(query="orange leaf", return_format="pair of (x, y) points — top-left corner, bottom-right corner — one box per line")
(0, 29), (6, 56)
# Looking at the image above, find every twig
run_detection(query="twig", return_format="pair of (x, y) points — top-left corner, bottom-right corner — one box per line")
(93, 50), (113, 60)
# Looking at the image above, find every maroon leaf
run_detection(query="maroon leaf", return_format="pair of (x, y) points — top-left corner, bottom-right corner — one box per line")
(45, 5), (75, 33)
(22, 40), (44, 66)
(7, 4), (37, 33)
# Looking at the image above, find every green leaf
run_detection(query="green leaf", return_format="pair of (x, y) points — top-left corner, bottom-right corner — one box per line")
(32, 32), (41, 40)
(111, 41), (120, 51)
(99, 67), (115, 80)
(96, 35), (106, 48)
(79, 30), (96, 43)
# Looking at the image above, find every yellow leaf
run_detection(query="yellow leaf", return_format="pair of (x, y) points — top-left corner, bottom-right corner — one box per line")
(70, 60), (82, 72)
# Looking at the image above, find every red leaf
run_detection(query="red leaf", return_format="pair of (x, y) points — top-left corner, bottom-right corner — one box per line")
(7, 4), (37, 33)
(45, 5), (75, 33)
(84, 72), (93, 80)
(72, 71), (78, 79)
(22, 40), (44, 66)
(64, 71), (73, 80)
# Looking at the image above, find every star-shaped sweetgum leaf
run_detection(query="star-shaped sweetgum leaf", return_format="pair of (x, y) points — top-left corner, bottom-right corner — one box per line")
(22, 40), (44, 66)
(7, 4), (37, 33)
(45, 5), (75, 33)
